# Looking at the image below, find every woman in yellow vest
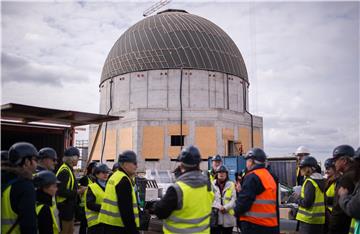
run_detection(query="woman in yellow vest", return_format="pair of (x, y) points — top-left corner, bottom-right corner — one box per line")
(34, 170), (61, 234)
(211, 165), (236, 234)
(295, 156), (325, 234)
(85, 163), (110, 234)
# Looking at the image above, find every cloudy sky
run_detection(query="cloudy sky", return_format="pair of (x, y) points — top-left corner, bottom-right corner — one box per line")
(1, 1), (359, 162)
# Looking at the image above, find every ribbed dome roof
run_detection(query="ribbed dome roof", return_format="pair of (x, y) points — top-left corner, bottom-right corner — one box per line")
(100, 9), (248, 85)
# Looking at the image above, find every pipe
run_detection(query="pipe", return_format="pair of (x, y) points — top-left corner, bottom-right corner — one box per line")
(180, 68), (183, 150)
(243, 81), (254, 148)
(101, 78), (113, 163)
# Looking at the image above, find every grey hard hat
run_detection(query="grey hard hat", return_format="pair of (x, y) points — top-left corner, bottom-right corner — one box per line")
(94, 163), (110, 174)
(332, 145), (355, 160)
(215, 165), (228, 173)
(8, 142), (38, 166)
(178, 145), (201, 167)
(34, 170), (60, 188)
(64, 146), (80, 157)
(212, 155), (222, 162)
(38, 147), (57, 160)
(118, 150), (137, 163)
(299, 156), (318, 168)
(245, 148), (267, 163)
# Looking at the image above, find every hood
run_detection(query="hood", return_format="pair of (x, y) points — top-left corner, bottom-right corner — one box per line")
(309, 172), (325, 192)
(177, 170), (209, 188)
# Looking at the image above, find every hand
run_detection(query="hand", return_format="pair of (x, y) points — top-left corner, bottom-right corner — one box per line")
(235, 182), (241, 193)
(219, 206), (226, 214)
(338, 187), (349, 197)
(77, 186), (87, 195)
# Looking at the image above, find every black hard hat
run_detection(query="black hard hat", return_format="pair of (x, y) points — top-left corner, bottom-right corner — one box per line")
(215, 165), (228, 173)
(64, 146), (80, 157)
(354, 147), (360, 160)
(245, 148), (267, 163)
(34, 170), (60, 188)
(212, 155), (222, 162)
(118, 150), (137, 163)
(112, 162), (120, 171)
(1, 150), (9, 162)
(94, 164), (110, 174)
(38, 147), (57, 160)
(332, 145), (355, 159)
(178, 145), (201, 167)
(8, 142), (38, 165)
(324, 158), (335, 169)
(87, 161), (98, 170)
(299, 156), (318, 168)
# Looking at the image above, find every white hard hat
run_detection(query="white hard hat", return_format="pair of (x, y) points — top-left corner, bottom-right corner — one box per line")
(295, 146), (310, 155)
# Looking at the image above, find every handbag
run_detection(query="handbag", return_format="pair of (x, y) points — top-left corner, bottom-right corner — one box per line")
(210, 207), (219, 228)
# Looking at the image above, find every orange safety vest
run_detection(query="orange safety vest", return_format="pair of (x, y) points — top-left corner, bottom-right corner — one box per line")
(240, 168), (278, 227)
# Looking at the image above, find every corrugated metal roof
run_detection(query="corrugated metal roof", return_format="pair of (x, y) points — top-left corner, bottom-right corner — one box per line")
(100, 9), (248, 86)
(1, 103), (121, 127)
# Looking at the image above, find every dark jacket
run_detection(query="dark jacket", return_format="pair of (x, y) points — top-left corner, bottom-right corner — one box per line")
(36, 189), (56, 234)
(103, 168), (139, 234)
(234, 164), (279, 233)
(152, 169), (210, 219)
(338, 180), (360, 220)
(56, 162), (78, 221)
(1, 165), (37, 234)
(328, 164), (359, 234)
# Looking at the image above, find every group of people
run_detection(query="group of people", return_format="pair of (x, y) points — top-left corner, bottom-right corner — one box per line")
(1, 141), (360, 234)
(293, 145), (360, 234)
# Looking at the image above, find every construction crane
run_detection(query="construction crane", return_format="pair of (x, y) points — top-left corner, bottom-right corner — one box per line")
(143, 0), (171, 17)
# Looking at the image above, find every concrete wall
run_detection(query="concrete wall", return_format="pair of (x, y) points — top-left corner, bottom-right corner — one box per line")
(92, 69), (262, 171)
(99, 69), (248, 115)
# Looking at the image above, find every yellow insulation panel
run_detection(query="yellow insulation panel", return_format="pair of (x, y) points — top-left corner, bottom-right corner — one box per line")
(238, 127), (250, 154)
(103, 129), (117, 160)
(142, 126), (164, 159)
(167, 124), (189, 135)
(119, 128), (133, 152)
(195, 126), (217, 158)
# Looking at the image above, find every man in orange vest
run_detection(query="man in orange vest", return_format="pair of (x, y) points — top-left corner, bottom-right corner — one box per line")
(234, 148), (279, 234)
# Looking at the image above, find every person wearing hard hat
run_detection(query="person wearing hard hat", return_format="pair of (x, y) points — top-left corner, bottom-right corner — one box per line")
(337, 147), (360, 234)
(36, 147), (58, 172)
(208, 155), (223, 182)
(328, 145), (357, 234)
(151, 145), (214, 233)
(78, 161), (97, 234)
(211, 165), (236, 234)
(234, 148), (279, 234)
(34, 170), (61, 234)
(85, 164), (110, 234)
(295, 146), (310, 186)
(324, 159), (337, 210)
(56, 146), (85, 234)
(294, 156), (325, 234)
(98, 150), (140, 234)
(1, 142), (38, 234)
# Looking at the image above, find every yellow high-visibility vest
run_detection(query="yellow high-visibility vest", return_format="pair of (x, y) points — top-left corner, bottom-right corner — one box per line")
(163, 181), (214, 234)
(349, 218), (356, 234)
(98, 170), (139, 227)
(325, 182), (335, 212)
(223, 182), (235, 216)
(1, 185), (20, 234)
(36, 203), (59, 234)
(85, 182), (105, 227)
(55, 163), (75, 203)
(296, 177), (325, 224)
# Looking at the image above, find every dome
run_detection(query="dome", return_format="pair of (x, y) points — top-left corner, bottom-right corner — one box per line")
(100, 9), (248, 86)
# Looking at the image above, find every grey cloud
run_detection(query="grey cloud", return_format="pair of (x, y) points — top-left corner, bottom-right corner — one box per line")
(2, 52), (88, 86)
